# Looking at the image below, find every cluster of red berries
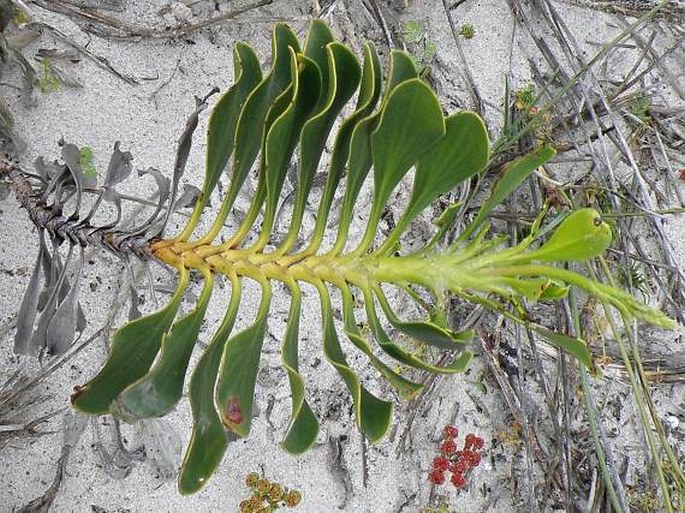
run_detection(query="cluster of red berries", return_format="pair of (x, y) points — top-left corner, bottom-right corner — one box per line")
(428, 425), (485, 489)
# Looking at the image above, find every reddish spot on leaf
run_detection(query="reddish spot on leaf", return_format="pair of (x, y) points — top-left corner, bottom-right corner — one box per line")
(70, 384), (88, 404)
(223, 397), (243, 426)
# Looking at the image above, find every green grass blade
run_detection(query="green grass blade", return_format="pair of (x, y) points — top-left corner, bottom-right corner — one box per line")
(178, 273), (241, 495)
(71, 266), (190, 414)
(113, 271), (214, 419)
(281, 282), (319, 454)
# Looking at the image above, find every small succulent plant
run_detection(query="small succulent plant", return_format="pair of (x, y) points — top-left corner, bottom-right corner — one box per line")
(1, 20), (673, 495)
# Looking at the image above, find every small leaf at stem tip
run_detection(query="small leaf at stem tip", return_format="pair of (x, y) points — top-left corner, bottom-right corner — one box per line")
(528, 208), (612, 262)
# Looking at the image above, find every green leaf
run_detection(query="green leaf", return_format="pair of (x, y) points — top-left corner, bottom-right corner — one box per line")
(306, 42), (379, 255)
(200, 44), (262, 212)
(281, 282), (319, 454)
(374, 286), (473, 349)
(530, 325), (594, 371)
(72, 266), (190, 414)
(113, 271), (214, 420)
(215, 279), (272, 438)
(199, 23), (299, 244)
(362, 288), (473, 374)
(340, 286), (423, 400)
(379, 111), (489, 253)
(459, 145), (556, 241)
(524, 208), (613, 262)
(317, 282), (392, 442)
(258, 50), (322, 244)
(179, 273), (242, 495)
(334, 50), (417, 253)
(281, 42), (361, 253)
(358, 78), (445, 253)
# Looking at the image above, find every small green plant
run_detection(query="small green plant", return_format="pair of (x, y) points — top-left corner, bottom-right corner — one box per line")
(12, 7), (30, 25)
(241, 472), (301, 512)
(4, 20), (673, 496)
(401, 20), (437, 78)
(79, 146), (98, 181)
(37, 58), (60, 94)
(458, 23), (475, 40)
(628, 94), (651, 121)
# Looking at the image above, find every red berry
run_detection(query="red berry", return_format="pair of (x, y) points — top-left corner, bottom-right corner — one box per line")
(451, 459), (468, 474)
(428, 469), (446, 485)
(473, 436), (485, 450)
(440, 439), (457, 455)
(451, 472), (467, 488)
(464, 433), (476, 450)
(443, 425), (459, 438)
(465, 450), (481, 467)
(433, 456), (450, 472)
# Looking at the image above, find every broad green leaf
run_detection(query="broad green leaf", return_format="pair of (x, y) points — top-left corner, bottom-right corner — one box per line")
(199, 23), (299, 244)
(340, 286), (423, 400)
(114, 272), (214, 419)
(459, 145), (556, 241)
(179, 273), (241, 495)
(374, 286), (473, 349)
(381, 51), (419, 105)
(257, 50), (322, 244)
(72, 266), (189, 414)
(215, 279), (272, 437)
(358, 79), (445, 253)
(334, 50), (415, 253)
(362, 288), (473, 374)
(303, 19), (334, 106)
(281, 283), (319, 454)
(281, 42), (361, 253)
(317, 282), (392, 442)
(378, 112), (489, 253)
(200, 44), (261, 211)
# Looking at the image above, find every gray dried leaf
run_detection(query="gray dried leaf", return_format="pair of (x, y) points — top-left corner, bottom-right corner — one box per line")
(14, 231), (46, 355)
(172, 184), (201, 211)
(60, 141), (84, 212)
(46, 247), (83, 355)
(130, 166), (169, 235)
(161, 88), (217, 234)
(31, 243), (73, 354)
(104, 141), (132, 188)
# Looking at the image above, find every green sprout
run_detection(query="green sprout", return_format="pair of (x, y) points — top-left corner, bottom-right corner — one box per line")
(628, 94), (651, 122)
(458, 23), (475, 39)
(37, 58), (60, 94)
(401, 20), (437, 78)
(79, 146), (98, 180)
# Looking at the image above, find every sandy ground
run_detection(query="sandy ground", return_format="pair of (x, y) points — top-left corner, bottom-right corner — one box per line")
(1, 1), (683, 512)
